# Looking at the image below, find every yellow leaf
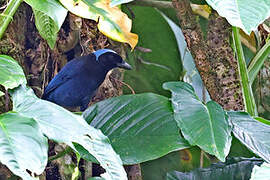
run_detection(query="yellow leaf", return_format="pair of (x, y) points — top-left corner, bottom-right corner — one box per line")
(59, 0), (138, 49)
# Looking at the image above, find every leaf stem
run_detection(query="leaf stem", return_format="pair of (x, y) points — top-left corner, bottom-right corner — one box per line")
(248, 38), (270, 84)
(232, 26), (257, 116)
(129, 0), (173, 9)
(0, 0), (23, 39)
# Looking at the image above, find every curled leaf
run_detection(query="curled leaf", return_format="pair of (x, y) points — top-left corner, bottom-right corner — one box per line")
(59, 0), (138, 49)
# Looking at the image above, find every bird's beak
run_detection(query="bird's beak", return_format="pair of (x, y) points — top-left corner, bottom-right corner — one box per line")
(117, 61), (132, 70)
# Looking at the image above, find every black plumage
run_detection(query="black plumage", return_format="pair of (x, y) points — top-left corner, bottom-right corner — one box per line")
(42, 49), (131, 111)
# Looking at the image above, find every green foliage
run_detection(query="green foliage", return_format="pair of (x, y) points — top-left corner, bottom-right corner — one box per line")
(24, 0), (68, 49)
(250, 162), (270, 180)
(110, 0), (134, 6)
(159, 11), (210, 102)
(190, 0), (207, 5)
(11, 85), (127, 180)
(23, 0), (67, 29)
(0, 55), (26, 89)
(248, 39), (270, 84)
(0, 55), (127, 180)
(0, 0), (23, 39)
(166, 157), (263, 180)
(229, 111), (270, 163)
(83, 93), (190, 164)
(33, 9), (58, 49)
(141, 147), (212, 180)
(2, 53), (270, 179)
(0, 112), (47, 180)
(122, 6), (182, 97)
(163, 82), (232, 161)
(205, 0), (270, 34)
(232, 27), (257, 116)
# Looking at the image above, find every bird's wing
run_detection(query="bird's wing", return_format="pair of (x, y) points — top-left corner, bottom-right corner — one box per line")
(42, 58), (85, 99)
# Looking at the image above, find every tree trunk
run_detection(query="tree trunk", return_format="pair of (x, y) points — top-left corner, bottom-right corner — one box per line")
(172, 0), (244, 111)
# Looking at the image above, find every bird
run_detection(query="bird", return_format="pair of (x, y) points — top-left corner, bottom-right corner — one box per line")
(42, 49), (132, 111)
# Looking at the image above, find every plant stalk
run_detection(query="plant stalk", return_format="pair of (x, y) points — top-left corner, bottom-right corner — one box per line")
(0, 0), (23, 39)
(248, 38), (270, 84)
(232, 26), (257, 116)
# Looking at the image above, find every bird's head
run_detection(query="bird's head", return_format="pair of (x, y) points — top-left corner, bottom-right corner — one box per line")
(93, 49), (132, 70)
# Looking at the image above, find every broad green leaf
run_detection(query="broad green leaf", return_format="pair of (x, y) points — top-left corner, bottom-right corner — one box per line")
(205, 0), (270, 34)
(59, 0), (138, 49)
(159, 11), (210, 102)
(10, 85), (127, 180)
(23, 0), (67, 29)
(166, 157), (263, 180)
(163, 81), (232, 161)
(83, 93), (190, 165)
(0, 55), (26, 89)
(122, 6), (182, 97)
(0, 91), (4, 97)
(110, 0), (134, 6)
(0, 112), (48, 180)
(33, 9), (58, 49)
(229, 111), (270, 163)
(251, 162), (270, 180)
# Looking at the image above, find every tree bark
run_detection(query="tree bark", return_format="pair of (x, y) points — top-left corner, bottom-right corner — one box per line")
(172, 0), (244, 110)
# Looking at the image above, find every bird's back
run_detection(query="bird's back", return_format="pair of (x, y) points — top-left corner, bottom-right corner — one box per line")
(42, 54), (107, 110)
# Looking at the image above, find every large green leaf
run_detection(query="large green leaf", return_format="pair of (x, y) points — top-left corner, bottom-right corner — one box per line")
(0, 55), (27, 89)
(33, 9), (58, 49)
(0, 112), (48, 180)
(229, 111), (270, 163)
(163, 81), (232, 161)
(0, 91), (4, 97)
(23, 0), (67, 29)
(166, 157), (263, 180)
(10, 85), (127, 180)
(83, 93), (190, 165)
(122, 6), (182, 97)
(251, 162), (270, 180)
(205, 0), (270, 34)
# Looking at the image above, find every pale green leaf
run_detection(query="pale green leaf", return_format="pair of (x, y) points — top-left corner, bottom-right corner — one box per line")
(10, 85), (127, 180)
(229, 111), (270, 163)
(0, 55), (26, 89)
(0, 112), (48, 180)
(205, 0), (270, 34)
(251, 162), (270, 180)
